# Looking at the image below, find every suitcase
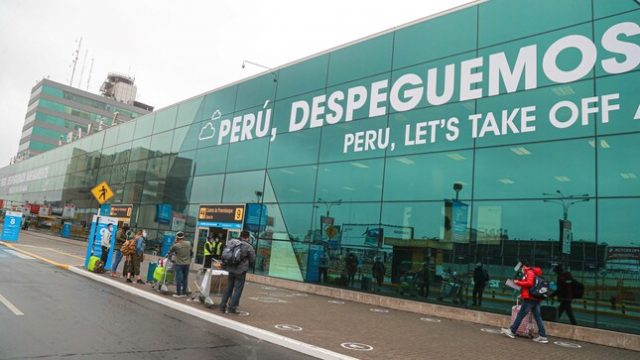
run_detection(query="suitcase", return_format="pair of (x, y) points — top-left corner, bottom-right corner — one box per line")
(541, 305), (557, 321)
(147, 263), (158, 282)
(511, 303), (535, 338)
(87, 255), (100, 272)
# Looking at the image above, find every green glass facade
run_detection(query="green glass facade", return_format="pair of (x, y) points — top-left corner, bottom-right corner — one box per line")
(2, 0), (639, 334)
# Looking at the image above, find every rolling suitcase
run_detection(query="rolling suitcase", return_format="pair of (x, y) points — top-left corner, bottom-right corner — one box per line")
(146, 252), (158, 282)
(511, 300), (535, 338)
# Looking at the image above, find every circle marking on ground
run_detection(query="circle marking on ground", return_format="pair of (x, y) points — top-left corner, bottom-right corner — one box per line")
(480, 328), (502, 334)
(370, 308), (389, 313)
(554, 341), (582, 349)
(261, 286), (276, 290)
(328, 300), (345, 304)
(275, 324), (303, 331)
(420, 317), (442, 323)
(341, 342), (374, 351)
(237, 311), (250, 317)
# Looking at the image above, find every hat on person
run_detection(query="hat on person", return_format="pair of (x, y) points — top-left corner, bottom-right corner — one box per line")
(176, 231), (185, 239)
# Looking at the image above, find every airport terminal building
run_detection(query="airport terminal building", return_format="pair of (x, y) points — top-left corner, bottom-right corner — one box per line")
(1, 0), (639, 335)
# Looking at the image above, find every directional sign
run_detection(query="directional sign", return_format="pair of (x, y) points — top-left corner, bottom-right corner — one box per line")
(91, 181), (114, 205)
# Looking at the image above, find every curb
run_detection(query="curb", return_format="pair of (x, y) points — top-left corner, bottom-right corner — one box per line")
(68, 267), (358, 360)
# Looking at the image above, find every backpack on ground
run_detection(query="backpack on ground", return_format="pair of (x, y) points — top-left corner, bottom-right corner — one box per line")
(571, 280), (584, 299)
(221, 240), (243, 266)
(530, 275), (556, 299)
(94, 259), (105, 273)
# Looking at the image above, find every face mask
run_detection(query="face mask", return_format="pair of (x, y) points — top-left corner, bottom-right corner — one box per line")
(142, 231), (147, 237)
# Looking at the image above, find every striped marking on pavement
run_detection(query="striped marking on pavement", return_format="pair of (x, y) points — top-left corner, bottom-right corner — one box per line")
(17, 244), (84, 260)
(0, 243), (70, 270)
(3, 249), (35, 260)
(0, 293), (24, 316)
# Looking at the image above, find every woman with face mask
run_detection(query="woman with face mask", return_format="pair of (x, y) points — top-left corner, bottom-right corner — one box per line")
(126, 229), (147, 284)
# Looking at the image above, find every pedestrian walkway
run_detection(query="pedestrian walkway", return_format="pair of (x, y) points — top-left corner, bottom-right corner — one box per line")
(2, 231), (639, 359)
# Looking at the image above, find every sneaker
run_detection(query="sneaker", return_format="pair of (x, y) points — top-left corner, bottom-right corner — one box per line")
(228, 309), (237, 314)
(126, 278), (133, 283)
(136, 280), (145, 285)
(533, 336), (549, 343)
(172, 294), (186, 298)
(501, 328), (515, 339)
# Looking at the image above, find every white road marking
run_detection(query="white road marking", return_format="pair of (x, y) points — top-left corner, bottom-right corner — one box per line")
(0, 293), (24, 316)
(3, 249), (35, 260)
(69, 267), (358, 360)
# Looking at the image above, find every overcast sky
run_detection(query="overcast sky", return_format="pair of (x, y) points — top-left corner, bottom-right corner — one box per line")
(0, 0), (473, 167)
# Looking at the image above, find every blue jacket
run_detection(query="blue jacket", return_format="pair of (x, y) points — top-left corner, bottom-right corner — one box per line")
(136, 236), (145, 255)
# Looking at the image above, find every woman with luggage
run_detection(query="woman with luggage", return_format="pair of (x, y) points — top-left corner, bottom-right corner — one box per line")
(501, 261), (549, 343)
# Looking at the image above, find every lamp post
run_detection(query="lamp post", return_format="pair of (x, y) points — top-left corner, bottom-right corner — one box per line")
(542, 190), (590, 221)
(317, 198), (342, 217)
(242, 60), (278, 82)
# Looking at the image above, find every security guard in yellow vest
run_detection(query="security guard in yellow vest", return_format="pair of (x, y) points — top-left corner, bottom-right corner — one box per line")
(212, 236), (224, 260)
(203, 236), (214, 269)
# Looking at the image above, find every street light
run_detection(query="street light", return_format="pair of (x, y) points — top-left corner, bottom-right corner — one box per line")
(317, 198), (342, 217)
(242, 60), (278, 82)
(542, 190), (590, 220)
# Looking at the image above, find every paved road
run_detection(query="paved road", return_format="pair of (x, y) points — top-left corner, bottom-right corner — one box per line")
(0, 247), (314, 360)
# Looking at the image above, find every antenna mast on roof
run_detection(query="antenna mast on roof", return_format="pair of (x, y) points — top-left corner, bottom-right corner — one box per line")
(69, 37), (82, 86)
(86, 58), (94, 91)
(78, 49), (88, 88)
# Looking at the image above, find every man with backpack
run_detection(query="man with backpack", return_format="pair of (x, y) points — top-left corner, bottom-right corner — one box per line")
(472, 263), (490, 306)
(219, 230), (256, 314)
(554, 264), (578, 325)
(111, 224), (129, 278)
(501, 261), (549, 343)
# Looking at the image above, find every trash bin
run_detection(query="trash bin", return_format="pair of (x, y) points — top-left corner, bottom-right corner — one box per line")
(61, 222), (72, 238)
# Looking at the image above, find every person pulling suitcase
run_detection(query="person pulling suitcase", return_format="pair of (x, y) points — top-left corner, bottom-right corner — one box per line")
(501, 261), (549, 343)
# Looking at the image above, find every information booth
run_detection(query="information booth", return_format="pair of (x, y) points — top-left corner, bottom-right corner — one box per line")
(193, 204), (246, 265)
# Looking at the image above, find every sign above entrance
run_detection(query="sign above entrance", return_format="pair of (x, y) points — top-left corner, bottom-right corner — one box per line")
(197, 204), (245, 229)
(110, 204), (133, 220)
(91, 181), (114, 205)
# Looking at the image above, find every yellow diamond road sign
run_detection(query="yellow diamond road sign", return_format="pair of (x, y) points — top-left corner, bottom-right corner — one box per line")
(91, 181), (114, 205)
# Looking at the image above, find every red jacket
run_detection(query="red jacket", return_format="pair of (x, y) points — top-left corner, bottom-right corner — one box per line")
(515, 266), (542, 300)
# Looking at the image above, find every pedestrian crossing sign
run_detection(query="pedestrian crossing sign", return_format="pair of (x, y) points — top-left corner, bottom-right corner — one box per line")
(91, 181), (114, 205)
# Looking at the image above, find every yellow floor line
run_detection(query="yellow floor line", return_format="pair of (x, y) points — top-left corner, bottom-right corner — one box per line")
(9, 244), (85, 260)
(0, 242), (70, 270)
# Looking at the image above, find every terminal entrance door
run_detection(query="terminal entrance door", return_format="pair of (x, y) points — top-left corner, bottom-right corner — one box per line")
(192, 226), (242, 265)
(193, 203), (247, 265)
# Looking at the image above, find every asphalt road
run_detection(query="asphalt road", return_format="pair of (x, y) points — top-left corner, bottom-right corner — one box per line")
(0, 247), (314, 360)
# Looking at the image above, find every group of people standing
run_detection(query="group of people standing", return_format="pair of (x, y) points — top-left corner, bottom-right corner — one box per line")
(99, 223), (147, 284)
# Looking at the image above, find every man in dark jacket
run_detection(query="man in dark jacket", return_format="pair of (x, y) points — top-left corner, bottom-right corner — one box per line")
(501, 262), (549, 343)
(219, 230), (256, 314)
(472, 263), (489, 306)
(554, 265), (577, 325)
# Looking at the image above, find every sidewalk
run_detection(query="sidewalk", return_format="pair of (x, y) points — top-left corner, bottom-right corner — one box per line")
(2, 231), (639, 359)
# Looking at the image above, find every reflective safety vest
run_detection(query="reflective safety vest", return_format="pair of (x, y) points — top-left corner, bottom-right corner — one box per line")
(214, 241), (224, 256)
(204, 241), (213, 256)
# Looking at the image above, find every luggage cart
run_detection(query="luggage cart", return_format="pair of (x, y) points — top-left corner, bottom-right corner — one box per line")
(438, 281), (465, 305)
(152, 256), (175, 295)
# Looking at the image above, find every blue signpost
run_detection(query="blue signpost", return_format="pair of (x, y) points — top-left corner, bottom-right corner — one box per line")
(306, 244), (323, 282)
(84, 215), (118, 269)
(1, 211), (23, 242)
(161, 232), (175, 257)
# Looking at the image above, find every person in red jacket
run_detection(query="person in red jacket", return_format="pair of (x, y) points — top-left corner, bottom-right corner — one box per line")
(501, 262), (549, 343)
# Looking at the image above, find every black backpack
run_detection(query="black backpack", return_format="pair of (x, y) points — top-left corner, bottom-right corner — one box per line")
(530, 275), (555, 299)
(221, 240), (243, 266)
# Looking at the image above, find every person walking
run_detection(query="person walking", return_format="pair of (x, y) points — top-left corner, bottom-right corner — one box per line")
(99, 224), (113, 266)
(203, 235), (214, 270)
(169, 231), (192, 298)
(501, 262), (549, 343)
(372, 257), (386, 291)
(111, 224), (129, 277)
(554, 265), (577, 325)
(126, 229), (146, 284)
(219, 230), (256, 314)
(472, 263), (490, 306)
(345, 251), (358, 287)
(319, 252), (329, 283)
